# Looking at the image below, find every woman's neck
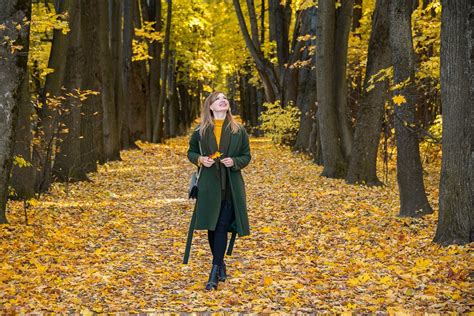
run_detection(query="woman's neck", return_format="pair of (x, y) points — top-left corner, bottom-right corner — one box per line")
(214, 112), (226, 120)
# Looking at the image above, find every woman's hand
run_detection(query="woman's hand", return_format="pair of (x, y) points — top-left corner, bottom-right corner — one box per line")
(220, 157), (234, 168)
(199, 156), (215, 167)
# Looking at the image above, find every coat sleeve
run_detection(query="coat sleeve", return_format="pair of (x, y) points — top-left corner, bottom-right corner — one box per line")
(230, 126), (251, 172)
(187, 128), (201, 167)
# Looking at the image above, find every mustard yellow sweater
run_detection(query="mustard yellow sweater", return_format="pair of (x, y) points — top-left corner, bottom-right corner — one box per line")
(213, 118), (225, 150)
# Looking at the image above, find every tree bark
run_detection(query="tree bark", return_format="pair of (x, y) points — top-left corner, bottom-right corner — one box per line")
(334, 0), (354, 160)
(433, 0), (473, 245)
(168, 51), (179, 137)
(52, 0), (88, 182)
(34, 0), (71, 193)
(269, 0), (291, 76)
(233, 0), (280, 102)
(111, 0), (124, 153)
(0, 0), (32, 223)
(129, 0), (149, 143)
(346, 0), (390, 186)
(11, 69), (36, 200)
(80, 0), (102, 171)
(294, 6), (318, 152)
(315, 0), (347, 178)
(147, 0), (162, 141)
(98, 0), (121, 161)
(389, 0), (432, 217)
(153, 0), (172, 143)
(121, 0), (134, 149)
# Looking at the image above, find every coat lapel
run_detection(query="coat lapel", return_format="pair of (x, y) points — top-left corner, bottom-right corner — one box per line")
(219, 116), (231, 156)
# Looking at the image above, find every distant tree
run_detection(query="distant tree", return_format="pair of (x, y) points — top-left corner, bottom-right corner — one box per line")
(346, 0), (391, 186)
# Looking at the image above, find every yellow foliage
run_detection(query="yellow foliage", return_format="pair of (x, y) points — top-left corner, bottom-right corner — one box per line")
(259, 100), (301, 145)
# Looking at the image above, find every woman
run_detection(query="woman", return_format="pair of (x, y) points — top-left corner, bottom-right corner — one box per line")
(183, 91), (252, 290)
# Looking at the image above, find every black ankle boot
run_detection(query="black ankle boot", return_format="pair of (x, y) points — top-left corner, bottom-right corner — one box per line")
(218, 261), (227, 282)
(205, 264), (220, 290)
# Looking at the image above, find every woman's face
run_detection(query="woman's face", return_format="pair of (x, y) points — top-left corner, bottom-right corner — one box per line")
(209, 93), (229, 114)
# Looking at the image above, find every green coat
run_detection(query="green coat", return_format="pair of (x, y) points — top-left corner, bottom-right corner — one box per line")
(183, 116), (252, 264)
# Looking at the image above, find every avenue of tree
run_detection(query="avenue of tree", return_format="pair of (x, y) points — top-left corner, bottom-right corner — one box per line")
(0, 0), (472, 245)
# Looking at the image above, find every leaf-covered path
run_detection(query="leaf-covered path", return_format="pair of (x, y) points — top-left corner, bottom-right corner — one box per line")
(2, 129), (472, 314)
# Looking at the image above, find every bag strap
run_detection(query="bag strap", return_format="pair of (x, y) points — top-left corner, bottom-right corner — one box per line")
(196, 139), (203, 180)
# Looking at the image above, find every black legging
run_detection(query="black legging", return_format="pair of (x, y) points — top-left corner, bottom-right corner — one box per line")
(207, 199), (236, 265)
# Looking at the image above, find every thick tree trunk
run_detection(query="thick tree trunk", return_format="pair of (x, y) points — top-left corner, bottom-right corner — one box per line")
(0, 0), (32, 223)
(334, 0), (354, 160)
(11, 69), (36, 200)
(98, 0), (121, 161)
(121, 0), (139, 149)
(52, 0), (88, 182)
(111, 0), (124, 154)
(80, 0), (102, 171)
(315, 0), (347, 178)
(389, 0), (432, 217)
(346, 0), (390, 186)
(293, 6), (318, 153)
(433, 0), (473, 245)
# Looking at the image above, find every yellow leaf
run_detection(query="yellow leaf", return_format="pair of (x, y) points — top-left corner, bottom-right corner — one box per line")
(263, 276), (273, 286)
(347, 277), (359, 286)
(392, 94), (407, 105)
(378, 275), (393, 285)
(346, 302), (357, 309)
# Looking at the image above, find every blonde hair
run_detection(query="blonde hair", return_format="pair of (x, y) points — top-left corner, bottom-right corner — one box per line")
(198, 91), (240, 138)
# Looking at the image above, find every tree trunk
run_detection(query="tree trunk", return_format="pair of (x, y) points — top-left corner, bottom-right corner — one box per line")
(98, 0), (121, 161)
(34, 0), (71, 193)
(346, 0), (390, 186)
(315, 0), (347, 178)
(268, 0), (291, 78)
(110, 0), (124, 154)
(153, 0), (172, 143)
(52, 0), (88, 182)
(433, 0), (473, 245)
(121, 0), (136, 149)
(389, 0), (432, 217)
(233, 0), (280, 102)
(11, 69), (36, 200)
(334, 0), (354, 161)
(147, 0), (162, 142)
(352, 0), (362, 32)
(80, 0), (102, 171)
(294, 6), (318, 152)
(129, 1), (150, 144)
(0, 0), (32, 223)
(168, 52), (179, 137)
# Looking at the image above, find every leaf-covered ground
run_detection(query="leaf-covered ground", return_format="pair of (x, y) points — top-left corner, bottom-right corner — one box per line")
(1, 126), (472, 314)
